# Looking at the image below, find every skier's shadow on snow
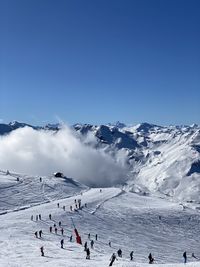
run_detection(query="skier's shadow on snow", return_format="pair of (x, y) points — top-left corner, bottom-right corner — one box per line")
(43, 255), (53, 258)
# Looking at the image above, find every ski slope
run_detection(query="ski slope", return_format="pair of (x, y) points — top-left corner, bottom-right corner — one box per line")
(0, 172), (200, 266)
(0, 170), (87, 213)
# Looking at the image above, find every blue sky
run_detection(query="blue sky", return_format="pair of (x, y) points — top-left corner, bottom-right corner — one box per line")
(0, 0), (200, 126)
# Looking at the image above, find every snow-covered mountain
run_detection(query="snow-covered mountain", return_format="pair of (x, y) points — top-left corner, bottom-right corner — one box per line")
(74, 122), (200, 207)
(1, 122), (200, 266)
(0, 121), (200, 206)
(0, 121), (61, 135)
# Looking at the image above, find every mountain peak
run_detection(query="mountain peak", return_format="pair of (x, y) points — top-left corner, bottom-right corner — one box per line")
(107, 121), (126, 128)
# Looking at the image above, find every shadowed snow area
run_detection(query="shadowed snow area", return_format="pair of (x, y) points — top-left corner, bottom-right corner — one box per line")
(0, 172), (200, 266)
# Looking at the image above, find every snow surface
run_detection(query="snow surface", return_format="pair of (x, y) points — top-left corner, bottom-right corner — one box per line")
(1, 171), (200, 266)
(0, 121), (200, 205)
(0, 122), (200, 266)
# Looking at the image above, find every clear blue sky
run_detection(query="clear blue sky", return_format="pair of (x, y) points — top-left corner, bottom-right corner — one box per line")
(0, 0), (200, 126)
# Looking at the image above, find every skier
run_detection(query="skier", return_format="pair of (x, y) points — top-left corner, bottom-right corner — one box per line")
(34, 231), (38, 238)
(49, 214), (52, 220)
(117, 248), (122, 258)
(61, 239), (64, 249)
(109, 241), (111, 247)
(88, 233), (90, 239)
(39, 214), (41, 220)
(63, 205), (65, 211)
(49, 226), (52, 233)
(95, 234), (98, 241)
(78, 199), (81, 209)
(70, 235), (73, 242)
(85, 203), (87, 208)
(31, 215), (33, 221)
(55, 227), (58, 234)
(61, 228), (64, 235)
(39, 177), (42, 182)
(75, 199), (77, 204)
(70, 206), (73, 211)
(109, 253), (117, 266)
(86, 247), (90, 259)
(75, 204), (78, 209)
(40, 246), (44, 256)
(59, 221), (62, 227)
(39, 230), (43, 238)
(84, 241), (87, 251)
(91, 240), (94, 249)
(57, 203), (59, 208)
(183, 251), (187, 264)
(54, 223), (56, 228)
(148, 253), (154, 264)
(130, 251), (134, 261)
(36, 215), (38, 221)
(192, 253), (198, 260)
(100, 189), (102, 193)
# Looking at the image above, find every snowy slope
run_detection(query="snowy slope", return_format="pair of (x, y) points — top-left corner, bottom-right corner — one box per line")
(0, 171), (200, 266)
(73, 122), (200, 206)
(0, 170), (87, 213)
(124, 125), (200, 207)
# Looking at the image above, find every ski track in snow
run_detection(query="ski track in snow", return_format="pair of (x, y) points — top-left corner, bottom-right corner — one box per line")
(1, 171), (200, 266)
(90, 189), (125, 215)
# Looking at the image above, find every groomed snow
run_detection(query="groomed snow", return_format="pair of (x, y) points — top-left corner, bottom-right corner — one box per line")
(0, 172), (200, 266)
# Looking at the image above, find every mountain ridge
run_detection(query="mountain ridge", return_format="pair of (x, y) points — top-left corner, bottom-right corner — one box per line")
(0, 121), (200, 207)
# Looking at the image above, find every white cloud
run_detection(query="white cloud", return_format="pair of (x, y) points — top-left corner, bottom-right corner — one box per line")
(0, 126), (128, 187)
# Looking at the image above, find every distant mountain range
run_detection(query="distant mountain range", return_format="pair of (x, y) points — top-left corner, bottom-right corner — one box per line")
(1, 121), (200, 206)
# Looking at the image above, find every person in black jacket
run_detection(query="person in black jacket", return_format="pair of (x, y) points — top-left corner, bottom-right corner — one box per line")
(40, 246), (44, 256)
(148, 253), (154, 264)
(84, 241), (87, 251)
(86, 248), (90, 259)
(117, 249), (122, 258)
(109, 253), (117, 266)
(183, 251), (187, 264)
(130, 251), (134, 261)
(91, 240), (94, 249)
(61, 239), (64, 249)
(39, 230), (43, 238)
